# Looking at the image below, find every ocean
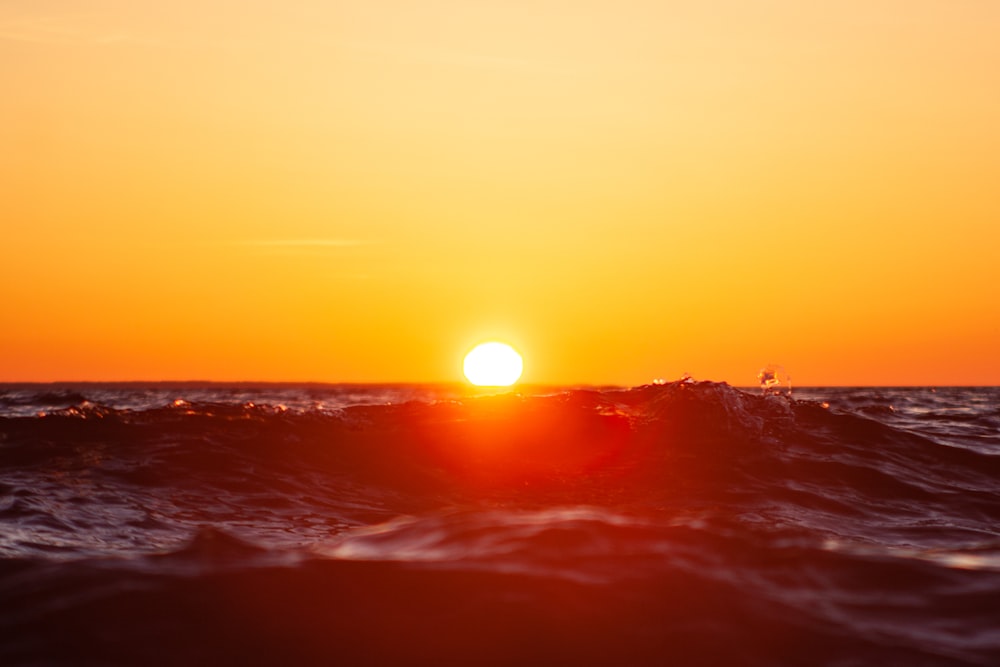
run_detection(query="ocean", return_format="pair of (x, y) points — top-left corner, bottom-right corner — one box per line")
(1, 381), (998, 666)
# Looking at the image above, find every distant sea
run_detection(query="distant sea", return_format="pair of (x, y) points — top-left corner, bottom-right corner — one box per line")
(2, 382), (999, 666)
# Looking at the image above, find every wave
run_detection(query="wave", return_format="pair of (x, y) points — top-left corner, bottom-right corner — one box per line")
(3, 514), (999, 667)
(3, 381), (1000, 665)
(3, 381), (998, 514)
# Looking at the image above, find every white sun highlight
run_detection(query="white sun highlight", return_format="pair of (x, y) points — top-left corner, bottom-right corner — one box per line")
(463, 342), (523, 387)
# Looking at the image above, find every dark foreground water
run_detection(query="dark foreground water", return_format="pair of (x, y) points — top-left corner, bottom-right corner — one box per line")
(1, 381), (999, 666)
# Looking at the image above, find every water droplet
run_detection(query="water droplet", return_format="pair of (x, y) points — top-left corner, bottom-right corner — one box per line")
(758, 364), (792, 396)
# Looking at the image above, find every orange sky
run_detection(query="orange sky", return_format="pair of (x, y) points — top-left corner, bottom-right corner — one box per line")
(2, 1), (998, 385)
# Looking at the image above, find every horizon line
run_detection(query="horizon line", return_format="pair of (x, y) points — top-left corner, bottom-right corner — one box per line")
(1, 379), (997, 389)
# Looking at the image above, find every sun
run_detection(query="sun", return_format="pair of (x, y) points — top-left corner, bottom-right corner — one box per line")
(463, 342), (523, 387)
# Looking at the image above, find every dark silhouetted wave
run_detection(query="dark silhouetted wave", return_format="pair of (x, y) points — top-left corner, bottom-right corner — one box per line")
(1, 381), (999, 665)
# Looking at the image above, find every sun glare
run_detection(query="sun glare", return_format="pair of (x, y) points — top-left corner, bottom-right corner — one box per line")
(463, 342), (523, 387)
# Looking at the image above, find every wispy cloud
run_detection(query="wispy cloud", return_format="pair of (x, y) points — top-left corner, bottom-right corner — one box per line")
(0, 12), (168, 47)
(1, 12), (568, 75)
(341, 39), (573, 77)
(0, 10), (250, 49)
(0, 14), (87, 45)
(237, 239), (374, 248)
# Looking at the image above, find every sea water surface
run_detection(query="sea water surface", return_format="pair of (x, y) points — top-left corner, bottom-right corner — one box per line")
(1, 381), (999, 666)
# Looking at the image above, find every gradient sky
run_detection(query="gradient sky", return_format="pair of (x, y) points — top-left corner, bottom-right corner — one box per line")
(2, 1), (998, 385)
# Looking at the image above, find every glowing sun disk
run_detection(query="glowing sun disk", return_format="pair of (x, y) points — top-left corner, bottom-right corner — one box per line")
(463, 343), (523, 386)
